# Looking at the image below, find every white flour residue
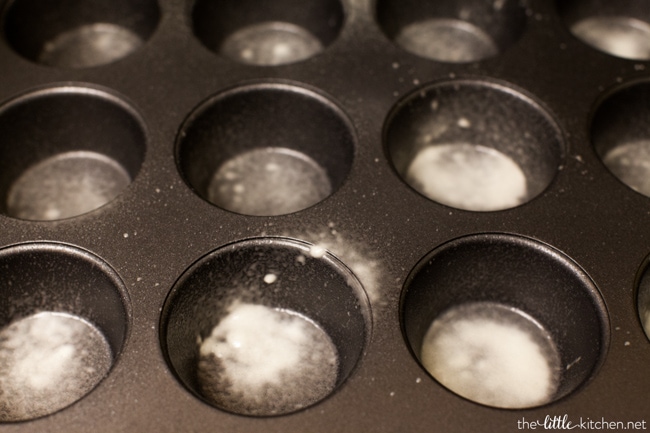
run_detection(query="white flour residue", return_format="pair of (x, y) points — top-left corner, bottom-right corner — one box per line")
(6, 151), (130, 221)
(0, 312), (113, 421)
(197, 302), (338, 416)
(309, 244), (327, 258)
(38, 23), (144, 68)
(571, 16), (650, 60)
(406, 143), (528, 211)
(220, 21), (324, 66)
(566, 357), (582, 370)
(602, 140), (650, 196)
(395, 18), (498, 63)
(457, 117), (471, 128)
(208, 147), (331, 216)
(420, 302), (560, 408)
(299, 225), (383, 312)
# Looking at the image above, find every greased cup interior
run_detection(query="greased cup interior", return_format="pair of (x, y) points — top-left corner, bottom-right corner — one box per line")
(160, 237), (370, 417)
(192, 0), (344, 66)
(0, 86), (147, 221)
(558, 0), (650, 60)
(384, 80), (563, 212)
(636, 256), (650, 341)
(591, 80), (650, 198)
(401, 234), (609, 409)
(176, 83), (356, 216)
(3, 0), (160, 68)
(0, 243), (129, 422)
(376, 0), (526, 63)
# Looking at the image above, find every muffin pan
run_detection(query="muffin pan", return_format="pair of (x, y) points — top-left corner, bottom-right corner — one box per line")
(0, 0), (649, 431)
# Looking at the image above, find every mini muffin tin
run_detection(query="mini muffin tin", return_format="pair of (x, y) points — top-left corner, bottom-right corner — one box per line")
(0, 0), (649, 431)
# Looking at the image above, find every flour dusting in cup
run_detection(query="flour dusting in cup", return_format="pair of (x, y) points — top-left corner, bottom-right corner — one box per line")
(197, 301), (338, 416)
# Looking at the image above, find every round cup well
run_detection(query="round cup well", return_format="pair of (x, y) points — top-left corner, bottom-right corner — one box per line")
(176, 83), (355, 216)
(3, 0), (160, 68)
(0, 86), (147, 221)
(376, 0), (526, 63)
(558, 0), (650, 60)
(591, 80), (650, 198)
(161, 237), (370, 416)
(401, 234), (609, 408)
(0, 243), (129, 421)
(192, 0), (344, 65)
(384, 80), (563, 211)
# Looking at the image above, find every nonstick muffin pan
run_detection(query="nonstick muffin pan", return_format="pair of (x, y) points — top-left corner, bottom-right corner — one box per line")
(0, 0), (648, 431)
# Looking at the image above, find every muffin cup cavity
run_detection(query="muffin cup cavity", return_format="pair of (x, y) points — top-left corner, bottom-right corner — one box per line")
(401, 234), (609, 408)
(161, 238), (370, 416)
